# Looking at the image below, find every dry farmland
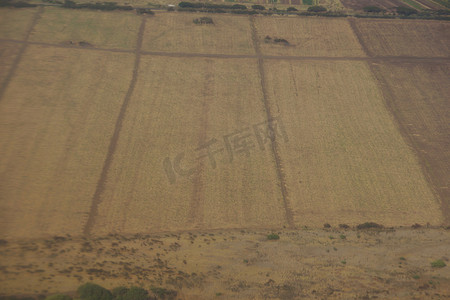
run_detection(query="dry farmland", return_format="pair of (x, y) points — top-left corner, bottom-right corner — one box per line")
(351, 18), (450, 57)
(0, 7), (449, 298)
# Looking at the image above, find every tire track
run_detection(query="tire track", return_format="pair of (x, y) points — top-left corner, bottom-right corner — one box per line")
(0, 6), (43, 102)
(348, 17), (374, 58)
(250, 16), (294, 228)
(188, 60), (215, 227)
(83, 16), (147, 236)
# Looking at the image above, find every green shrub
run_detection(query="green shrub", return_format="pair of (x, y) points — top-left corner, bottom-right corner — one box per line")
(112, 286), (129, 299)
(150, 287), (177, 299)
(45, 295), (72, 300)
(0, 0), (37, 7)
(193, 16), (214, 24)
(117, 287), (148, 300)
(356, 222), (383, 230)
(231, 4), (246, 9)
(267, 233), (280, 240)
(431, 259), (446, 268)
(287, 7), (298, 11)
(396, 6), (417, 15)
(307, 5), (326, 12)
(78, 283), (112, 300)
(252, 4), (265, 10)
(136, 8), (154, 14)
(363, 6), (386, 13)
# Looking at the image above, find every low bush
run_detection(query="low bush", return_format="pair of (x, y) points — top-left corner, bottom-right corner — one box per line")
(117, 287), (148, 300)
(431, 259), (446, 268)
(0, 0), (37, 7)
(136, 8), (154, 14)
(307, 5), (326, 12)
(267, 233), (280, 240)
(78, 283), (112, 300)
(193, 16), (213, 24)
(252, 4), (265, 10)
(150, 287), (177, 299)
(356, 222), (383, 230)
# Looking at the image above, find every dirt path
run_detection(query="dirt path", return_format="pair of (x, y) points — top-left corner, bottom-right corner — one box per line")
(188, 61), (215, 227)
(2, 38), (449, 63)
(250, 16), (294, 228)
(82, 16), (147, 236)
(0, 7), (43, 102)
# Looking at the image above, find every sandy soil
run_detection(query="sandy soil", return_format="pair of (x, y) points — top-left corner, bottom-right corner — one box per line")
(0, 227), (449, 299)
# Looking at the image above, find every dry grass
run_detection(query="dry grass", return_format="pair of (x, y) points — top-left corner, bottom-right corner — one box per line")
(0, 7), (37, 39)
(141, 13), (255, 55)
(1, 228), (450, 298)
(255, 16), (365, 57)
(0, 42), (21, 84)
(92, 56), (287, 235)
(29, 7), (142, 50)
(354, 19), (450, 57)
(263, 59), (442, 227)
(0, 45), (135, 239)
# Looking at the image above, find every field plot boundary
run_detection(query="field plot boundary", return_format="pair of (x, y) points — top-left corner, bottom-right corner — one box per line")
(83, 16), (147, 236)
(250, 16), (294, 228)
(0, 7), (43, 102)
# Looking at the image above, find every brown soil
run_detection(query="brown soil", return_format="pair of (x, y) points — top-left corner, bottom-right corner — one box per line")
(0, 227), (449, 299)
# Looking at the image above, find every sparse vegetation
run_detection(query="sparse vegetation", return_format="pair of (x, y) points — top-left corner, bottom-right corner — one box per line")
(193, 16), (214, 24)
(63, 0), (133, 11)
(357, 222), (384, 230)
(431, 259), (446, 268)
(150, 287), (177, 299)
(307, 5), (327, 12)
(252, 4), (265, 10)
(267, 233), (280, 240)
(264, 35), (289, 45)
